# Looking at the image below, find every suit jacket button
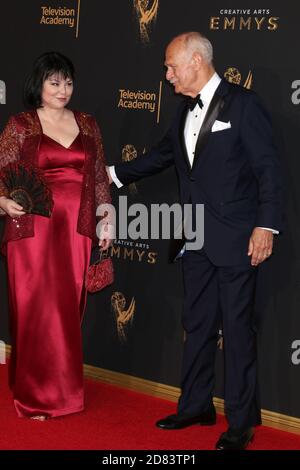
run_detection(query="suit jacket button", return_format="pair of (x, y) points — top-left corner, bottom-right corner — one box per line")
(190, 176), (195, 182)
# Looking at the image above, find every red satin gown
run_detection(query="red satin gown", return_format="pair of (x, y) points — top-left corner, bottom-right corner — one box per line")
(7, 133), (91, 418)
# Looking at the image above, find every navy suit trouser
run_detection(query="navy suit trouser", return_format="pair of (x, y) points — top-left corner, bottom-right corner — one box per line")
(178, 249), (261, 430)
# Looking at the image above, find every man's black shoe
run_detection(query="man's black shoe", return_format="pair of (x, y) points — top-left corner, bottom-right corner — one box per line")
(216, 427), (254, 450)
(155, 405), (216, 430)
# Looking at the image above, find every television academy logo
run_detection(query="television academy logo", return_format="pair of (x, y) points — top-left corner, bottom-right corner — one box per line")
(39, 1), (81, 38)
(118, 89), (156, 113)
(224, 67), (253, 89)
(111, 292), (136, 341)
(0, 80), (6, 104)
(291, 340), (300, 365)
(134, 0), (159, 42)
(117, 83), (163, 123)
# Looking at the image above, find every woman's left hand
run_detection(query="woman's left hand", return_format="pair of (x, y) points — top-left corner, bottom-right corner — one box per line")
(98, 223), (114, 251)
(99, 237), (113, 251)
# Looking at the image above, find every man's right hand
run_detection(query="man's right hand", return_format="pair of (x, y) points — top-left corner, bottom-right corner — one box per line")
(0, 196), (26, 217)
(106, 166), (113, 185)
(247, 227), (274, 266)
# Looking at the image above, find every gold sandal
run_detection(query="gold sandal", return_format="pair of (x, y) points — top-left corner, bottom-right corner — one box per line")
(30, 415), (47, 421)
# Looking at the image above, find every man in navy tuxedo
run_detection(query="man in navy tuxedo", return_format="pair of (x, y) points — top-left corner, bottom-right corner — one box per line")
(108, 32), (282, 450)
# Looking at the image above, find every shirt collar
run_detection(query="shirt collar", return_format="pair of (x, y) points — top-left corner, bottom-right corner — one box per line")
(198, 72), (221, 106)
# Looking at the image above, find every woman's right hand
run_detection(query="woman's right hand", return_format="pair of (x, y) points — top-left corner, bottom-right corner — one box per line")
(0, 197), (26, 217)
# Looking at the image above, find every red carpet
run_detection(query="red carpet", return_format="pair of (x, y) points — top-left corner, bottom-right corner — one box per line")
(0, 363), (300, 450)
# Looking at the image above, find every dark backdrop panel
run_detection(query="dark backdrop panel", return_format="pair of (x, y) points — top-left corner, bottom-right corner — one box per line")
(0, 1), (299, 418)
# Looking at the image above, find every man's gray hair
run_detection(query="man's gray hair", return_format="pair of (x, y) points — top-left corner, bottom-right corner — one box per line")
(174, 32), (213, 64)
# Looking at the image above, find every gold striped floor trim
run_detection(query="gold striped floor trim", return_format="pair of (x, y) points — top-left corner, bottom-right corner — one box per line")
(84, 364), (300, 436)
(4, 344), (300, 435)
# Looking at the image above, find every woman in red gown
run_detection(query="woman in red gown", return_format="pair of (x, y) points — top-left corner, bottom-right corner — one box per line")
(0, 52), (112, 419)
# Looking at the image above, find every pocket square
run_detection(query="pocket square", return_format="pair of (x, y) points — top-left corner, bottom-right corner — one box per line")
(211, 120), (231, 133)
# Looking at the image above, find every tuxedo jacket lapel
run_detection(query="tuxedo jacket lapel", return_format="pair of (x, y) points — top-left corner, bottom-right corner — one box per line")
(179, 102), (192, 170)
(192, 94), (224, 168)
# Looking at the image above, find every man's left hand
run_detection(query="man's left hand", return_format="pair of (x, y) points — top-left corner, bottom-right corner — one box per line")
(248, 228), (274, 266)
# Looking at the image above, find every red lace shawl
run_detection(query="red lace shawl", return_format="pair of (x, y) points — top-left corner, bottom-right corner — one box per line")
(0, 110), (111, 252)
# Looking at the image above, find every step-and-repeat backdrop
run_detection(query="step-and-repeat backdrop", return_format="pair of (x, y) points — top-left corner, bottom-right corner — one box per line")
(0, 1), (299, 419)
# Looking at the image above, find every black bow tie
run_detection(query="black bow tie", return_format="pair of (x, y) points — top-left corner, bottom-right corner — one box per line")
(187, 94), (203, 111)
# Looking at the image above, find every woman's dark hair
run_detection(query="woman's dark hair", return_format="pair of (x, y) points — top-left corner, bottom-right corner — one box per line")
(24, 51), (75, 108)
